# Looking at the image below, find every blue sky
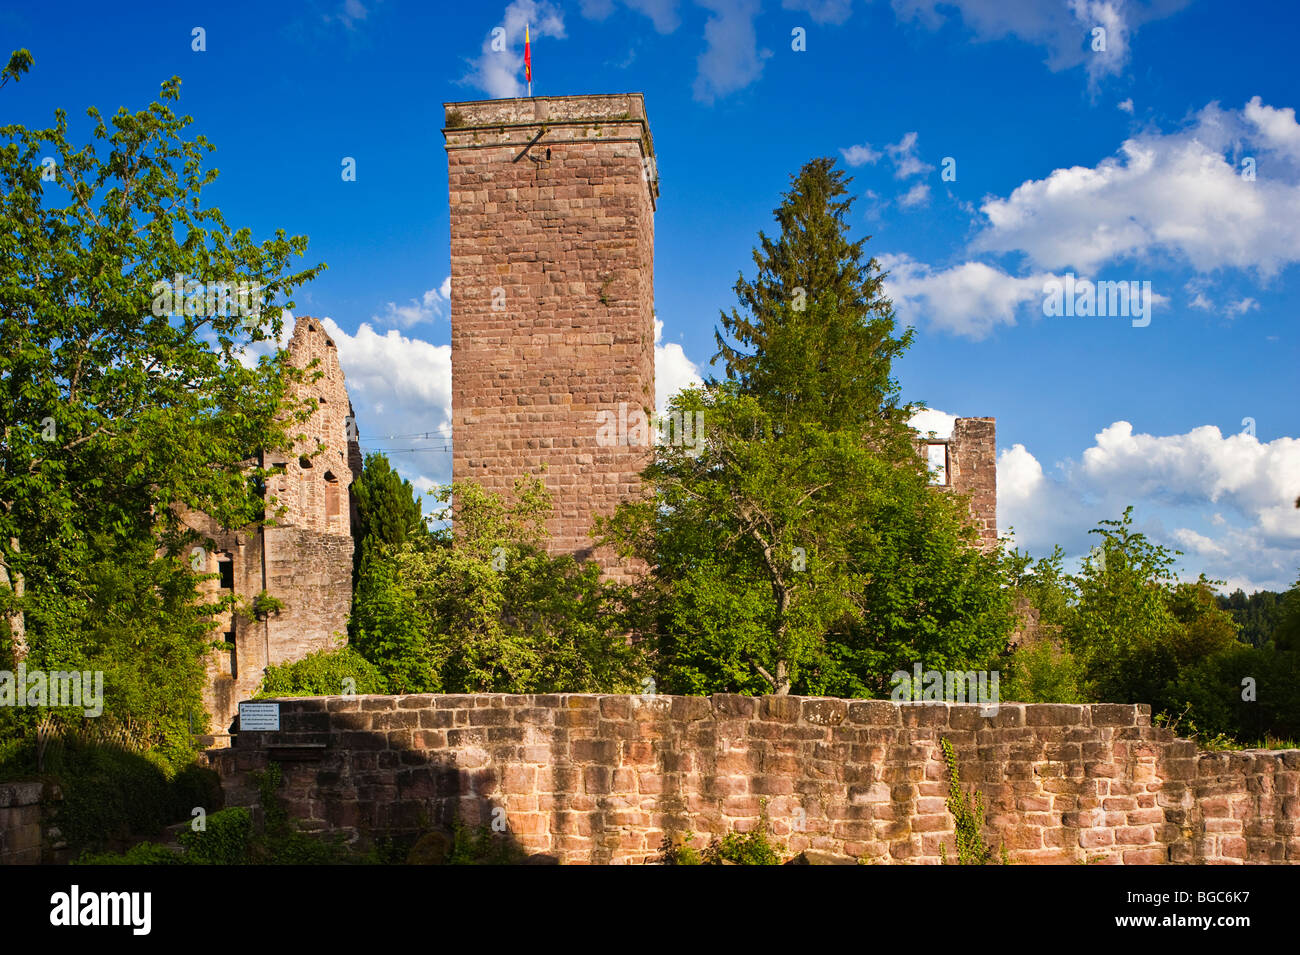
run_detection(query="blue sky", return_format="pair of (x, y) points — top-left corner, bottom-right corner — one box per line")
(4, 0), (1298, 591)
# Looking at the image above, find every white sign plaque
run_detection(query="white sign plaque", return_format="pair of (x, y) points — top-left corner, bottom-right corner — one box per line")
(239, 702), (281, 731)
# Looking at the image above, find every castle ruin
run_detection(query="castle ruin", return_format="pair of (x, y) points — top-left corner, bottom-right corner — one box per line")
(185, 316), (361, 738)
(190, 92), (996, 736)
(917, 416), (998, 547)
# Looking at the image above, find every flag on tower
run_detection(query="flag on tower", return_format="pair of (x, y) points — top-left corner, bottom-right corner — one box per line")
(525, 24), (532, 94)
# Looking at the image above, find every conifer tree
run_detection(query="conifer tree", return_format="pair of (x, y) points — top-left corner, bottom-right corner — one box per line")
(351, 452), (427, 578)
(712, 157), (913, 437)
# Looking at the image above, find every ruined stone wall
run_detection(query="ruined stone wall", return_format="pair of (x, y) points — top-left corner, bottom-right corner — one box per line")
(209, 695), (1300, 865)
(917, 417), (998, 547)
(267, 315), (358, 538)
(443, 94), (657, 583)
(184, 315), (359, 736)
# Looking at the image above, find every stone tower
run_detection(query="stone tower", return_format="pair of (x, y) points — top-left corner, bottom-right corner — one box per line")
(186, 316), (361, 739)
(443, 94), (658, 581)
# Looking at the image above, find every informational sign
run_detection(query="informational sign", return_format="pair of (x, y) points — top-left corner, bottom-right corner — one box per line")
(239, 702), (280, 731)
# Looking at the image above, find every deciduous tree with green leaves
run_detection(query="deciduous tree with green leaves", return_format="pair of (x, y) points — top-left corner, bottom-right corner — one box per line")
(351, 476), (646, 694)
(0, 73), (323, 752)
(601, 384), (1014, 696)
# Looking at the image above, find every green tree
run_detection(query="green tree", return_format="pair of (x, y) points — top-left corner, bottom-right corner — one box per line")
(351, 452), (427, 572)
(258, 645), (387, 697)
(1273, 578), (1300, 652)
(1165, 577), (1241, 663)
(350, 539), (436, 692)
(352, 476), (646, 694)
(1062, 508), (1182, 703)
(600, 385), (1014, 696)
(0, 77), (323, 750)
(601, 157), (1014, 697)
(1215, 588), (1285, 648)
(712, 156), (913, 440)
(1, 49), (33, 89)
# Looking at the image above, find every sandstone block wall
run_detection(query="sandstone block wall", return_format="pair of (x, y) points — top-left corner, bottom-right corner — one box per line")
(209, 694), (1300, 865)
(917, 417), (997, 547)
(0, 782), (44, 865)
(443, 94), (657, 583)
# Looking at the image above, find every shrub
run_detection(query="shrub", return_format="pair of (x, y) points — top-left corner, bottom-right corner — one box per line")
(257, 645), (387, 697)
(1002, 640), (1085, 703)
(50, 742), (174, 854)
(445, 821), (525, 865)
(701, 809), (785, 865)
(179, 807), (253, 864)
(657, 832), (702, 865)
(75, 842), (182, 865)
(170, 763), (224, 821)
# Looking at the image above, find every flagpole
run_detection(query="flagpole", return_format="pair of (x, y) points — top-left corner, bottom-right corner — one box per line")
(527, 23), (532, 97)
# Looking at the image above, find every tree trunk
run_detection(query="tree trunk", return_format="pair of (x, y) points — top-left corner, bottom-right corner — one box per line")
(773, 659), (791, 695)
(0, 536), (25, 661)
(756, 659), (792, 695)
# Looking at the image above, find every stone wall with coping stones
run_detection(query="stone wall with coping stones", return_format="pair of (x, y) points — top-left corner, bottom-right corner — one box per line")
(208, 695), (1300, 865)
(443, 95), (657, 584)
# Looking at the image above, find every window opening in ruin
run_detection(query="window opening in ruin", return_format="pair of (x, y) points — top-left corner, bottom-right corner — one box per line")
(299, 455), (313, 469)
(927, 443), (948, 486)
(225, 630), (237, 679)
(218, 557), (234, 590)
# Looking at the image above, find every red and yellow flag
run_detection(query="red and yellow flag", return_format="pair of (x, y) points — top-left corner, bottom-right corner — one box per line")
(524, 25), (532, 84)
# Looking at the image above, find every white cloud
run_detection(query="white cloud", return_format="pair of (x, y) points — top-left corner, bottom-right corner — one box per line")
(462, 0), (566, 99)
(908, 407), (955, 439)
(781, 0), (853, 25)
(1117, 97), (1134, 114)
(1243, 95), (1300, 165)
(971, 98), (1300, 276)
(378, 287), (447, 329)
(840, 143), (881, 167)
(654, 317), (703, 414)
(880, 253), (1060, 339)
(1225, 297), (1259, 317)
(324, 0), (369, 30)
(1000, 421), (1300, 591)
(439, 275), (452, 300)
(580, 0), (680, 33)
(693, 0), (772, 103)
(1189, 292), (1213, 311)
(890, 0), (1187, 91)
(1171, 527), (1228, 558)
(897, 182), (931, 208)
(886, 131), (933, 179)
(1071, 0), (1131, 92)
(1079, 422), (1300, 537)
(322, 318), (453, 489)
